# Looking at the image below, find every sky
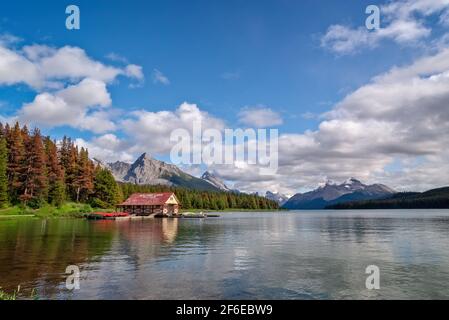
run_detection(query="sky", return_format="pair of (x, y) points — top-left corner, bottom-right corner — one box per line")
(1, 0), (449, 195)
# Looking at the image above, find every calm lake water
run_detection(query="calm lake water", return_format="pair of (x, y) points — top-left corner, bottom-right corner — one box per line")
(1, 210), (449, 300)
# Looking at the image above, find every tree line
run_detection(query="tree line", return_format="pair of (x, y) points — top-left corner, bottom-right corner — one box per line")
(0, 122), (119, 209)
(327, 187), (449, 209)
(120, 183), (279, 210)
(0, 122), (279, 211)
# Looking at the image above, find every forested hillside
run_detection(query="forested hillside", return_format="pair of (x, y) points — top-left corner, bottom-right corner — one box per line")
(120, 183), (279, 210)
(327, 187), (449, 209)
(0, 122), (99, 208)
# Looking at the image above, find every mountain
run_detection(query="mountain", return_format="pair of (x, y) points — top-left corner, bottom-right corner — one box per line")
(108, 161), (132, 181)
(201, 171), (231, 191)
(282, 178), (395, 209)
(265, 191), (289, 206)
(101, 153), (221, 191)
(327, 187), (449, 209)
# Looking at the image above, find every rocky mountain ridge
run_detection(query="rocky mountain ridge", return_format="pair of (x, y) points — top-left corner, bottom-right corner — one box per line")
(283, 178), (396, 209)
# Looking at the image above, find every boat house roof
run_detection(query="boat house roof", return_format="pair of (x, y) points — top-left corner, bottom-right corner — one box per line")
(118, 193), (179, 206)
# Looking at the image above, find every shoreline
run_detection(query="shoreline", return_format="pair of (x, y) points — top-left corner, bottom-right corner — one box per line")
(180, 208), (286, 213)
(3, 207), (449, 220)
(0, 205), (286, 220)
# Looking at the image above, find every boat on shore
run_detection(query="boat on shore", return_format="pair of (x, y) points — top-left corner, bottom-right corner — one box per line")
(180, 212), (206, 219)
(86, 211), (220, 220)
(180, 212), (220, 218)
(86, 212), (130, 220)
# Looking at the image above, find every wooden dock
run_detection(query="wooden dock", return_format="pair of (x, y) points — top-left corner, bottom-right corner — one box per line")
(86, 211), (220, 221)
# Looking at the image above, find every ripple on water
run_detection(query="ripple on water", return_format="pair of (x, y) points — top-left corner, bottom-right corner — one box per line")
(1, 210), (449, 299)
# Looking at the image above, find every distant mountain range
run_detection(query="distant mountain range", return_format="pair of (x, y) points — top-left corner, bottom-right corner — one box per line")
(327, 186), (449, 209)
(95, 153), (222, 192)
(94, 155), (407, 209)
(96, 154), (292, 201)
(282, 178), (396, 209)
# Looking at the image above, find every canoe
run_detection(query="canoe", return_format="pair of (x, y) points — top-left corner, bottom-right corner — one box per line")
(86, 212), (130, 220)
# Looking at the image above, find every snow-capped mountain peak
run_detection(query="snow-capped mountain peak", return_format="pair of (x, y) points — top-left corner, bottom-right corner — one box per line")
(283, 178), (396, 209)
(344, 177), (361, 185)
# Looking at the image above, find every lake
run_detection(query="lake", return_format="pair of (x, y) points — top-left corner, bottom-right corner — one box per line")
(1, 210), (449, 300)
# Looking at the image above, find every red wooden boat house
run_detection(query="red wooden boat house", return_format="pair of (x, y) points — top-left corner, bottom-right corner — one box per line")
(117, 192), (181, 217)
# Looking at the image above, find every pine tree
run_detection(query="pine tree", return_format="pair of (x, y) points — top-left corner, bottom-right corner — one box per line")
(21, 128), (48, 207)
(59, 136), (71, 171)
(227, 194), (237, 208)
(6, 122), (26, 203)
(74, 148), (93, 202)
(91, 168), (121, 208)
(183, 193), (192, 208)
(64, 142), (78, 201)
(0, 137), (8, 208)
(21, 125), (30, 149)
(202, 193), (211, 208)
(45, 138), (65, 206)
(217, 196), (226, 210)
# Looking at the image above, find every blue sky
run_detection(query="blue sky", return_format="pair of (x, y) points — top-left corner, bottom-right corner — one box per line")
(2, 0), (449, 194)
(1, 0), (411, 133)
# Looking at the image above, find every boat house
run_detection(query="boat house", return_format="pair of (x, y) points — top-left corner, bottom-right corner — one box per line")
(117, 193), (181, 216)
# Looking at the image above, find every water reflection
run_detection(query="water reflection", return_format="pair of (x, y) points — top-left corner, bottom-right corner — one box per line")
(1, 210), (449, 299)
(0, 219), (115, 297)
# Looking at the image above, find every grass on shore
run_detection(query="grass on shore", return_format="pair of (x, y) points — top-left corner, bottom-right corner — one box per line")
(0, 203), (283, 219)
(0, 286), (38, 300)
(0, 287), (16, 300)
(0, 202), (97, 218)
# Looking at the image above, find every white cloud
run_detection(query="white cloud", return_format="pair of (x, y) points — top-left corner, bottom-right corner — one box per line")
(321, 25), (374, 54)
(18, 78), (115, 133)
(36, 46), (126, 83)
(209, 47), (449, 194)
(152, 69), (170, 85)
(58, 78), (111, 107)
(0, 114), (17, 126)
(68, 52), (449, 195)
(77, 102), (226, 163)
(0, 45), (42, 87)
(77, 111), (117, 133)
(121, 102), (225, 155)
(125, 64), (144, 81)
(321, 0), (449, 54)
(0, 42), (144, 89)
(0, 37), (145, 135)
(238, 106), (283, 127)
(105, 52), (129, 64)
(126, 64), (145, 88)
(0, 33), (22, 46)
(3, 31), (449, 195)
(301, 112), (319, 120)
(75, 134), (135, 163)
(22, 44), (55, 61)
